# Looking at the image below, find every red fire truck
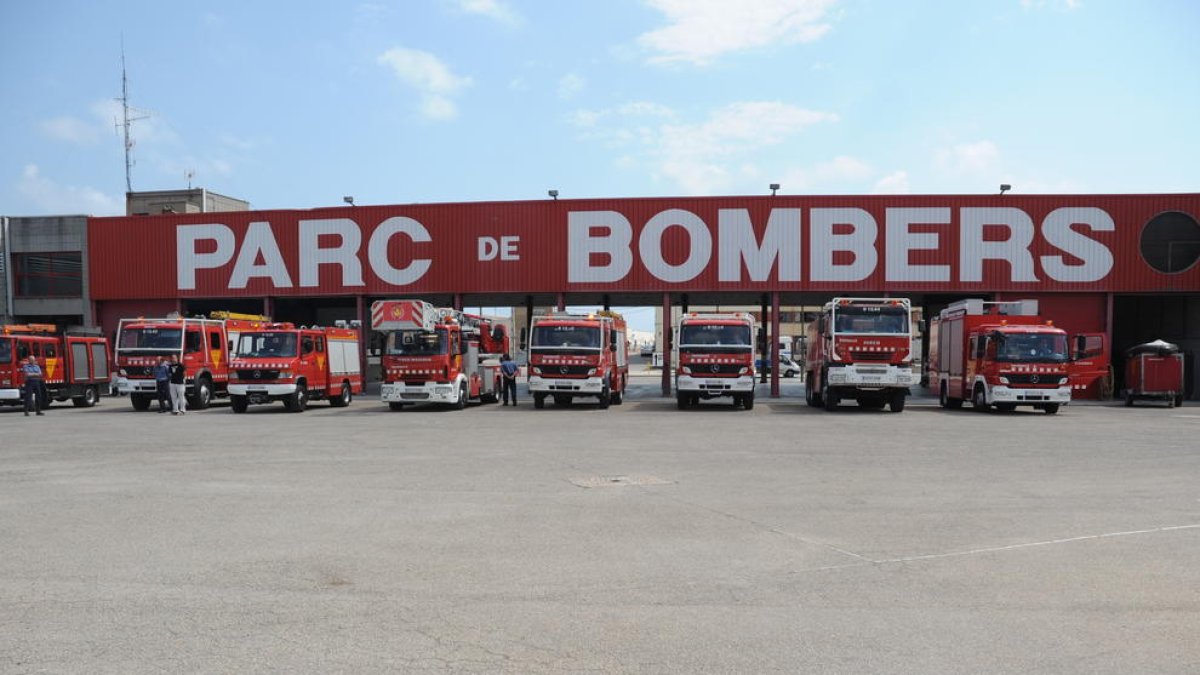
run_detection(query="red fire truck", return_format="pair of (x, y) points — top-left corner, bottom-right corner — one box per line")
(805, 297), (917, 412)
(0, 324), (111, 409)
(372, 300), (509, 411)
(932, 299), (1072, 414)
(227, 323), (364, 413)
(673, 312), (757, 410)
(526, 311), (628, 409)
(115, 311), (270, 410)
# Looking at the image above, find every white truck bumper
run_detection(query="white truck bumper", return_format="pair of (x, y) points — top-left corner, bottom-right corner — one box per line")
(381, 381), (457, 403)
(528, 376), (605, 395)
(990, 386), (1072, 404)
(120, 379), (160, 394)
(0, 388), (22, 401)
(676, 374), (755, 395)
(827, 365), (917, 388)
(229, 383), (298, 397)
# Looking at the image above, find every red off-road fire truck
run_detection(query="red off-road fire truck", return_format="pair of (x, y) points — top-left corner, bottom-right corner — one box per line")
(0, 324), (111, 409)
(372, 300), (510, 411)
(805, 297), (917, 412)
(526, 311), (628, 409)
(115, 311), (270, 410)
(227, 323), (364, 413)
(932, 299), (1074, 414)
(673, 312), (757, 410)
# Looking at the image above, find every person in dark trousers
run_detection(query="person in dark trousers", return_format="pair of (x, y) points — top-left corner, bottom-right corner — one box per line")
(153, 356), (172, 413)
(21, 356), (45, 416)
(500, 353), (519, 406)
(168, 354), (187, 415)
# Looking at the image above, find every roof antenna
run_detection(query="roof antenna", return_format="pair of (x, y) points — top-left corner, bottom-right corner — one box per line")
(115, 37), (149, 194)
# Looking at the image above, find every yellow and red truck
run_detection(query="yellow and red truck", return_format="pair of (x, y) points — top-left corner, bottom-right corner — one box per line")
(805, 298), (917, 412)
(227, 323), (363, 413)
(673, 312), (757, 410)
(0, 324), (111, 409)
(526, 311), (628, 409)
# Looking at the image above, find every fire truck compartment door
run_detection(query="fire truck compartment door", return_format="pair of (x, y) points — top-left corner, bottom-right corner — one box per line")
(70, 342), (89, 381)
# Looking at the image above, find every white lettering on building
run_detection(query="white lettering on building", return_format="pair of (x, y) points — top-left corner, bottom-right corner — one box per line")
(299, 218), (364, 288)
(177, 224), (235, 290)
(229, 221), (293, 289)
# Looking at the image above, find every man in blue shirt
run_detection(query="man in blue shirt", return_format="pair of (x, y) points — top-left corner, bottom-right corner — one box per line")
(500, 353), (519, 406)
(153, 356), (172, 413)
(21, 355), (45, 416)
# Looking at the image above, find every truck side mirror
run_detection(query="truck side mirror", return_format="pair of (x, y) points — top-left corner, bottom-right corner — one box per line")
(519, 327), (527, 351)
(610, 329), (617, 346)
(492, 325), (506, 343)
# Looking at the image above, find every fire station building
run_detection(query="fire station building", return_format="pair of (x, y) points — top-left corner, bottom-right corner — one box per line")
(5, 192), (1200, 398)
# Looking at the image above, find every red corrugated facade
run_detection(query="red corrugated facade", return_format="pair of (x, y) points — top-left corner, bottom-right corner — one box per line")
(87, 194), (1200, 298)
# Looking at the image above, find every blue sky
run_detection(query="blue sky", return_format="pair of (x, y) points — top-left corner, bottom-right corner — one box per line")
(2, 0), (1198, 219)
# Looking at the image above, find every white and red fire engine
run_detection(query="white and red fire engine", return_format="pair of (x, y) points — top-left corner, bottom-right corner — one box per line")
(805, 297), (917, 412)
(673, 312), (757, 410)
(526, 311), (628, 409)
(227, 322), (364, 413)
(932, 299), (1072, 414)
(372, 300), (510, 411)
(0, 324), (111, 408)
(115, 311), (270, 410)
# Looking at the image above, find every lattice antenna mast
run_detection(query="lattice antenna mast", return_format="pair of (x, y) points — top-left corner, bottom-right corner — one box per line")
(116, 42), (149, 193)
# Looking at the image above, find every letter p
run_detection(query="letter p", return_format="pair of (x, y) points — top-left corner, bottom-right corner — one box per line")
(177, 224), (235, 290)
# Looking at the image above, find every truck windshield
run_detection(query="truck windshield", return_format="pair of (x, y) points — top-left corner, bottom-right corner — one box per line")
(386, 329), (448, 356)
(0, 338), (11, 364)
(119, 326), (182, 351)
(996, 333), (1069, 363)
(679, 324), (752, 351)
(237, 332), (298, 358)
(531, 325), (601, 354)
(833, 306), (908, 334)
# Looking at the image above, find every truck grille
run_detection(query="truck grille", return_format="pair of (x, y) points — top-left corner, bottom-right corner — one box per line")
(123, 366), (151, 377)
(849, 351), (893, 361)
(687, 363), (744, 375)
(542, 365), (593, 376)
(1005, 373), (1062, 386)
(237, 369), (281, 380)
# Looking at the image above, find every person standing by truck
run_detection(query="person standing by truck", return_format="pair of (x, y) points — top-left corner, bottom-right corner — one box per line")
(500, 353), (519, 406)
(168, 354), (187, 415)
(153, 356), (171, 413)
(21, 355), (45, 416)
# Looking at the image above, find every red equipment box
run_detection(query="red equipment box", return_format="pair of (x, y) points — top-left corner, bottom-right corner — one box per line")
(1123, 340), (1185, 408)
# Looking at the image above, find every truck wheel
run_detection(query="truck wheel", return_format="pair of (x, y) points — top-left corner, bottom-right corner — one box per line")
(806, 373), (822, 407)
(1042, 403), (1060, 415)
(611, 387), (623, 405)
(131, 393), (151, 411)
(285, 383), (308, 412)
(888, 390), (906, 413)
(822, 381), (838, 412)
(1175, 395), (1184, 408)
(533, 393), (546, 409)
(454, 381), (467, 410)
(231, 395), (249, 413)
(1124, 391), (1134, 407)
(388, 402), (406, 411)
(189, 377), (213, 410)
(995, 403), (1016, 413)
(598, 384), (611, 409)
(72, 386), (99, 408)
(742, 391), (755, 410)
(677, 392), (689, 410)
(329, 383), (351, 407)
(939, 382), (963, 410)
(972, 384), (990, 412)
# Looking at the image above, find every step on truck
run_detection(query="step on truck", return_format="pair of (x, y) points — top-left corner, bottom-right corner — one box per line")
(805, 297), (917, 412)
(933, 299), (1072, 414)
(526, 311), (628, 409)
(372, 300), (509, 411)
(0, 324), (111, 409)
(228, 322), (364, 413)
(115, 311), (270, 410)
(674, 312), (757, 410)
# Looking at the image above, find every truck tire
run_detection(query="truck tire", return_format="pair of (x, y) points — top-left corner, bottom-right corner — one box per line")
(453, 381), (467, 410)
(972, 384), (990, 412)
(677, 392), (688, 410)
(822, 381), (838, 412)
(131, 393), (151, 411)
(389, 402), (406, 411)
(611, 386), (623, 405)
(230, 395), (249, 413)
(329, 382), (351, 407)
(995, 403), (1016, 413)
(1175, 394), (1185, 408)
(806, 373), (822, 407)
(1042, 403), (1060, 415)
(285, 383), (308, 412)
(72, 385), (99, 408)
(940, 382), (963, 410)
(742, 391), (754, 410)
(533, 393), (546, 409)
(1124, 391), (1133, 407)
(189, 377), (213, 410)
(888, 390), (906, 413)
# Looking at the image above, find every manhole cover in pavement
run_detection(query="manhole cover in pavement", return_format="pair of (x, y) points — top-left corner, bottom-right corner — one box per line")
(569, 474), (673, 488)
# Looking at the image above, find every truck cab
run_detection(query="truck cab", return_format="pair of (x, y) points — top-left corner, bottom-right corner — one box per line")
(228, 324), (363, 413)
(805, 298), (917, 412)
(526, 313), (628, 409)
(674, 313), (756, 409)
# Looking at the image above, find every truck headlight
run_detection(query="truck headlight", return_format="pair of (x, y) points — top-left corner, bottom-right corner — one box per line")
(278, 371), (293, 379)
(229, 372), (239, 380)
(1059, 377), (1069, 385)
(532, 366), (541, 375)
(119, 368), (127, 377)
(739, 366), (749, 375)
(998, 376), (1009, 384)
(681, 366), (691, 375)
(588, 368), (597, 376)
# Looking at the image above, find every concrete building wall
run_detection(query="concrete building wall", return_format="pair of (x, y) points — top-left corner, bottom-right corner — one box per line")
(125, 188), (249, 215)
(4, 215), (92, 328)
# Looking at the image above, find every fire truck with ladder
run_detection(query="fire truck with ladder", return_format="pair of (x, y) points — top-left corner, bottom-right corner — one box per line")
(115, 311), (270, 410)
(227, 322), (364, 413)
(0, 324), (111, 409)
(931, 299), (1073, 414)
(525, 311), (628, 409)
(805, 297), (918, 412)
(372, 300), (509, 410)
(673, 312), (757, 410)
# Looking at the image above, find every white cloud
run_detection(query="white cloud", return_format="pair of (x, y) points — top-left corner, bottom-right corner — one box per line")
(872, 170), (910, 194)
(39, 116), (98, 144)
(378, 47), (473, 120)
(639, 0), (837, 65)
(557, 73), (585, 99)
(455, 0), (521, 25)
(17, 164), (122, 215)
(1020, 0), (1082, 10)
(937, 140), (999, 174)
(779, 155), (873, 192)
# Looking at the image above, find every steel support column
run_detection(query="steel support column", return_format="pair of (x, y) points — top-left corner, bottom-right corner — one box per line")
(356, 294), (368, 384)
(263, 296), (274, 319)
(759, 295), (768, 384)
(771, 291), (781, 398)
(556, 293), (566, 312)
(661, 293), (672, 397)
